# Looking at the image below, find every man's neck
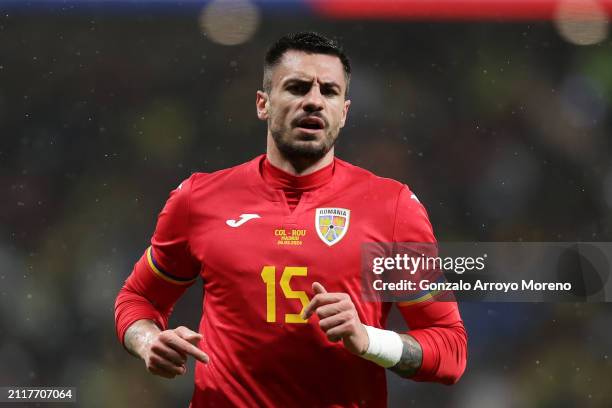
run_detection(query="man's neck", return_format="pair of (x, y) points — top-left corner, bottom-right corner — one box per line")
(266, 135), (335, 176)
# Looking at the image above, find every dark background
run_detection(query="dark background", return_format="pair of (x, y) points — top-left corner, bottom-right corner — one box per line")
(1, 1), (612, 406)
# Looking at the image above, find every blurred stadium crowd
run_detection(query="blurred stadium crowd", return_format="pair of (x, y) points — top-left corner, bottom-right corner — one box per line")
(1, 2), (612, 406)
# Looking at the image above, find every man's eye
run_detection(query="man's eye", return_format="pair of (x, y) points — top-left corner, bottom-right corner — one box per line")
(322, 88), (339, 96)
(287, 84), (308, 94)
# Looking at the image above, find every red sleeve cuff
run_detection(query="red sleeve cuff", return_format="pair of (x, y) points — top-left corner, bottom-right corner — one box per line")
(405, 326), (467, 384)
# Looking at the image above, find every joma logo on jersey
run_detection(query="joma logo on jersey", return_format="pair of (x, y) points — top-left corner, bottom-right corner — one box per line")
(315, 208), (350, 246)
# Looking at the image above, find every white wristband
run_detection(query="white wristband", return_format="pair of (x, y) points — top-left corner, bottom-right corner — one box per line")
(361, 325), (403, 368)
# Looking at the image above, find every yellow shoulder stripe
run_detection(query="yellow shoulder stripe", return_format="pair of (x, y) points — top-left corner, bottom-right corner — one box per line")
(146, 246), (198, 286)
(397, 290), (440, 307)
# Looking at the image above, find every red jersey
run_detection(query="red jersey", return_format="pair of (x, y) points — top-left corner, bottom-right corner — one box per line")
(115, 155), (467, 407)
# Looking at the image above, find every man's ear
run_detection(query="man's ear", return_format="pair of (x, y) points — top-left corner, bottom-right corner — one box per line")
(256, 91), (269, 120)
(339, 99), (351, 128)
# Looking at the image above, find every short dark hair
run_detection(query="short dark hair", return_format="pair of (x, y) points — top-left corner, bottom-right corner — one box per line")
(263, 32), (351, 95)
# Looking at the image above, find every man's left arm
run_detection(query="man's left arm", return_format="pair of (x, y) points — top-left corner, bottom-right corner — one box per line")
(387, 184), (467, 383)
(392, 300), (467, 383)
(302, 282), (467, 384)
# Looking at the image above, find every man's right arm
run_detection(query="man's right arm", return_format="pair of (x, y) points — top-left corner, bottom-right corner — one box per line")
(124, 319), (208, 379)
(114, 244), (205, 378)
(114, 175), (206, 378)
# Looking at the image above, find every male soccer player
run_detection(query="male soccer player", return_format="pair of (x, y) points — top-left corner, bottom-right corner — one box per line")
(115, 32), (467, 407)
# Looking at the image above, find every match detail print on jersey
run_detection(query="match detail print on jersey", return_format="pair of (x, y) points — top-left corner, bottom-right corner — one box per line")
(315, 208), (350, 246)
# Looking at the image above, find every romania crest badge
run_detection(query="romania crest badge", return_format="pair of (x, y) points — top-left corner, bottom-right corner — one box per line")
(315, 208), (350, 246)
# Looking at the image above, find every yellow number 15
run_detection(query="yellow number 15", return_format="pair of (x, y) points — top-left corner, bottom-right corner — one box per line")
(260, 266), (310, 324)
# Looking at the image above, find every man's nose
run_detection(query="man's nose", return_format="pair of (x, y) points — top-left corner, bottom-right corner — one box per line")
(302, 86), (324, 112)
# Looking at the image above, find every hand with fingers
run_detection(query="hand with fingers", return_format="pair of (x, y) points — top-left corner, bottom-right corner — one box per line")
(142, 325), (210, 379)
(302, 282), (369, 356)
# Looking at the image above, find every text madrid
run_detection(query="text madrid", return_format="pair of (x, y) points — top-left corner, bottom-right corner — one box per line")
(372, 279), (572, 292)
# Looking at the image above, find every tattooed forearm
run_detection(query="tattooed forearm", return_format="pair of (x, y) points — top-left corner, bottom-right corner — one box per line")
(388, 334), (423, 378)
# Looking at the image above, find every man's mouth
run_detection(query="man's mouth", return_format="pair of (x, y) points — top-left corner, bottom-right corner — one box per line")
(295, 116), (325, 130)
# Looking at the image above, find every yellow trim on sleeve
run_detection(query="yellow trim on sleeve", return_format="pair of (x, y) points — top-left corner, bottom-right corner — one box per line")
(397, 290), (440, 307)
(146, 246), (198, 286)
